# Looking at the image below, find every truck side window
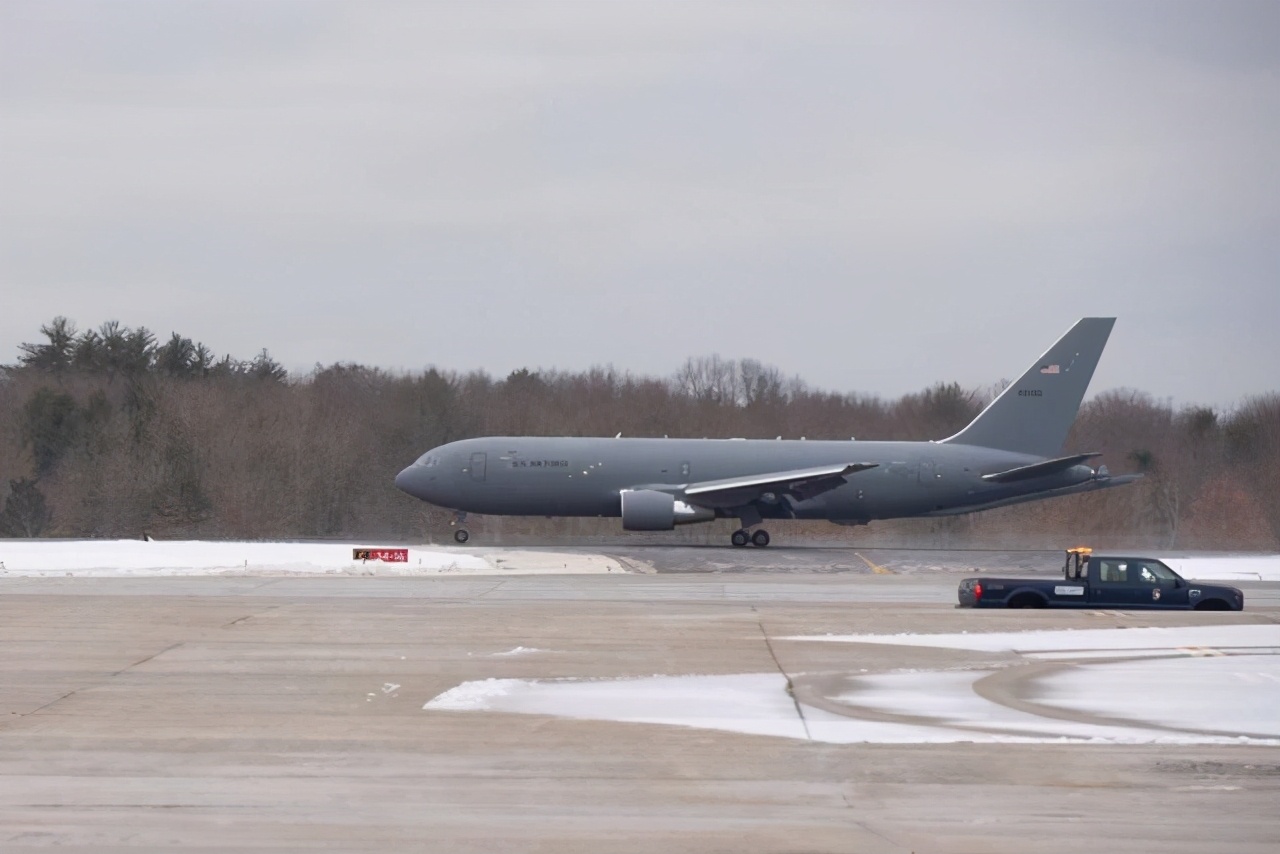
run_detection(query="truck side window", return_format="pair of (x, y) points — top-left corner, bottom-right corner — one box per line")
(1099, 561), (1127, 583)
(1136, 561), (1177, 583)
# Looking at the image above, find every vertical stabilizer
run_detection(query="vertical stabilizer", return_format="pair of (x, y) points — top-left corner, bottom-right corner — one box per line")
(940, 317), (1115, 457)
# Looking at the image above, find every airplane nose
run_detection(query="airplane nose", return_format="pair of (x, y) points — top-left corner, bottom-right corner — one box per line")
(395, 464), (433, 501)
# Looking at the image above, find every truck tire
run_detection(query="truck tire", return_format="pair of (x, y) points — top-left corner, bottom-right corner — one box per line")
(1008, 592), (1047, 609)
(1194, 599), (1230, 611)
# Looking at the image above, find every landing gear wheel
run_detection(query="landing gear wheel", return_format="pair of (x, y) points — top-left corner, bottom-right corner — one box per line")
(751, 529), (771, 547)
(454, 528), (470, 544)
(730, 529), (750, 547)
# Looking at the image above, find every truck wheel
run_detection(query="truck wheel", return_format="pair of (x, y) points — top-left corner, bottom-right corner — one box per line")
(1008, 593), (1046, 609)
(1194, 599), (1229, 611)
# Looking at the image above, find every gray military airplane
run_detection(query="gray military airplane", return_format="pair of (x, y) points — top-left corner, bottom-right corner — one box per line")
(395, 317), (1139, 546)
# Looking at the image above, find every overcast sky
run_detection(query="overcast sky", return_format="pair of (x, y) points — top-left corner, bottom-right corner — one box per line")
(2, 0), (1277, 409)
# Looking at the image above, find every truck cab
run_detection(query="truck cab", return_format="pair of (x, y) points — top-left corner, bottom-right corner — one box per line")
(957, 547), (1245, 610)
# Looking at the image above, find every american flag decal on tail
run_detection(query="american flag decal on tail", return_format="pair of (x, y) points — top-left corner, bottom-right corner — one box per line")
(1040, 364), (1060, 374)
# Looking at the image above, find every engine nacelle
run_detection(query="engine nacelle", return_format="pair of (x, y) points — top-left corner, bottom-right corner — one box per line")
(620, 489), (714, 530)
(621, 489), (676, 531)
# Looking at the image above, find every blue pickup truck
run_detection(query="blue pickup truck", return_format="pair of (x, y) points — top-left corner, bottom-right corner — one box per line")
(957, 547), (1245, 610)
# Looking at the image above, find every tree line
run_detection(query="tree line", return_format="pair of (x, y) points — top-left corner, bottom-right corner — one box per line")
(1, 317), (1277, 549)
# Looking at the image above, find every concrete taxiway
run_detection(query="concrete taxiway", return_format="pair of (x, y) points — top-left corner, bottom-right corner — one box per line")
(1, 549), (1278, 853)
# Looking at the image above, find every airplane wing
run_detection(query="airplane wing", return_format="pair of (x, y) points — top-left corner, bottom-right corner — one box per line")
(981, 452), (1101, 483)
(683, 462), (877, 507)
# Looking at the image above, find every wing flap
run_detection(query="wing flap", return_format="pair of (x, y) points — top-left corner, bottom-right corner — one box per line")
(684, 462), (876, 505)
(981, 452), (1101, 483)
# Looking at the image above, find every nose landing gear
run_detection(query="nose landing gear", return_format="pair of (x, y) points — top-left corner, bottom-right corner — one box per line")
(450, 511), (470, 545)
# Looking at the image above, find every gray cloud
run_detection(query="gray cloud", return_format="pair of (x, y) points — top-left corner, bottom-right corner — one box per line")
(2, 0), (1276, 408)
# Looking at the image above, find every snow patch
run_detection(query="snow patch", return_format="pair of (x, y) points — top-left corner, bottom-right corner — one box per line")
(1163, 556), (1280, 581)
(425, 678), (525, 711)
(492, 647), (543, 657)
(1037, 655), (1280, 735)
(421, 664), (1280, 745)
(423, 625), (1280, 745)
(783, 623), (1280, 654)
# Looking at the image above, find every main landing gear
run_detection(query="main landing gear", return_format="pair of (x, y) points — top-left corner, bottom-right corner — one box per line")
(731, 528), (771, 548)
(450, 511), (470, 545)
(730, 505), (771, 547)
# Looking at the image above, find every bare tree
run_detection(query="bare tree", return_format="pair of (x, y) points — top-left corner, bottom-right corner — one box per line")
(3, 316), (1277, 546)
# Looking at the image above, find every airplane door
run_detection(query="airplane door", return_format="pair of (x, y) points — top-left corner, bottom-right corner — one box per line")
(469, 452), (487, 482)
(918, 459), (936, 486)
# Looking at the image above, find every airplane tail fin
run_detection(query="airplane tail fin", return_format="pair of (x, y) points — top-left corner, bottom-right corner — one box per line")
(940, 317), (1115, 458)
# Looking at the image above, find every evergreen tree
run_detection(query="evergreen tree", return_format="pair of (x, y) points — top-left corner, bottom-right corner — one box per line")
(17, 317), (78, 373)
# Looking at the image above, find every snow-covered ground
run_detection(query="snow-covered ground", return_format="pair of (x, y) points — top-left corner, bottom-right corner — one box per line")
(1163, 556), (1280, 581)
(0, 540), (626, 576)
(0, 543), (1273, 579)
(786, 623), (1280, 656)
(425, 624), (1280, 745)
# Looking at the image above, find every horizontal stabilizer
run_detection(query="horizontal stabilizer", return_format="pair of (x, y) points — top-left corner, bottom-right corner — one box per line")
(685, 462), (877, 505)
(981, 453), (1101, 483)
(925, 468), (1141, 517)
(1099, 473), (1143, 487)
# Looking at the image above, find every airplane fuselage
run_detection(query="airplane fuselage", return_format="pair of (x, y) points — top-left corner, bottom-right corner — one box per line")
(398, 436), (1101, 523)
(394, 319), (1138, 545)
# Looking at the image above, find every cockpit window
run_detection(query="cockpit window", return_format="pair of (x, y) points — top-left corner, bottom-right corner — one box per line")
(415, 453), (439, 467)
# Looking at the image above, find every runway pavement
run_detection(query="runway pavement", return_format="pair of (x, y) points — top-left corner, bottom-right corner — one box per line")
(1, 550), (1278, 853)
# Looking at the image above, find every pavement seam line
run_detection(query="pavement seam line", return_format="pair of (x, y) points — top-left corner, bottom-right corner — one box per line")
(841, 799), (910, 852)
(9, 642), (184, 722)
(112, 642), (184, 676)
(13, 687), (82, 719)
(476, 580), (508, 598)
(223, 606), (280, 628)
(754, 611), (811, 741)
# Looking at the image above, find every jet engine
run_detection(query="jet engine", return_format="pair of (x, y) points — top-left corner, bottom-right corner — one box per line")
(620, 489), (714, 530)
